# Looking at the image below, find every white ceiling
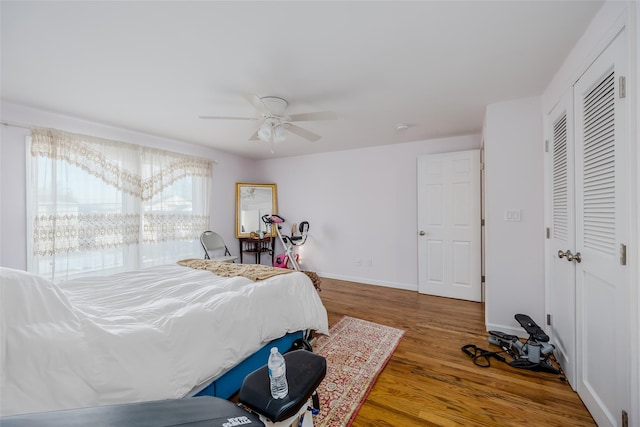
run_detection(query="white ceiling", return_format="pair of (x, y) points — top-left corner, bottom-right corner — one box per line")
(1, 1), (603, 160)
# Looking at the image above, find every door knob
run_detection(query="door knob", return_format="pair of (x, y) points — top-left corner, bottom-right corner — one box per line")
(560, 250), (582, 263)
(419, 230), (426, 236)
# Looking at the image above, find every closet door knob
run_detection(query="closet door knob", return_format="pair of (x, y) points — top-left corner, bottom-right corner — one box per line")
(419, 230), (426, 236)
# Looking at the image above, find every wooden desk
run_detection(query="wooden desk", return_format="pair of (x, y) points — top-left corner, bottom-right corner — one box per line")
(238, 236), (275, 265)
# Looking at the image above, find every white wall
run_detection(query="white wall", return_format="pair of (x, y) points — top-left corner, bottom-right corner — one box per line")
(483, 96), (545, 335)
(0, 102), (256, 269)
(256, 134), (481, 290)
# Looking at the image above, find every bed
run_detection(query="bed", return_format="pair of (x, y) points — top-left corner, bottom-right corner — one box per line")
(0, 262), (329, 417)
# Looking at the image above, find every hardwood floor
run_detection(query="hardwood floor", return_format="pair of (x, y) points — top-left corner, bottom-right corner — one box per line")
(317, 277), (595, 427)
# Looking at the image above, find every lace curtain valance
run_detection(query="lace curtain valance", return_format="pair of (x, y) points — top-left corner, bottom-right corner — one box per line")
(30, 128), (212, 201)
(28, 128), (213, 282)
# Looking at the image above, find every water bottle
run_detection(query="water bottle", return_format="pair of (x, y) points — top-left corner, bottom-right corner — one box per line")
(268, 347), (288, 399)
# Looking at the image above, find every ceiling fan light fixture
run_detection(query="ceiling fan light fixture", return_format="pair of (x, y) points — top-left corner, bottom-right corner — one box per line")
(258, 120), (287, 145)
(274, 123), (287, 143)
(258, 120), (273, 142)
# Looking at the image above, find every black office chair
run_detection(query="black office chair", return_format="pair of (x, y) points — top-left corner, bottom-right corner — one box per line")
(200, 231), (238, 262)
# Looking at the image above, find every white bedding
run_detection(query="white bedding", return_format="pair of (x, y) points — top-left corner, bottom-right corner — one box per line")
(0, 264), (328, 416)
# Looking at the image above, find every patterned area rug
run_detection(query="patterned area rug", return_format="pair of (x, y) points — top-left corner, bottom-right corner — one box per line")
(313, 316), (405, 427)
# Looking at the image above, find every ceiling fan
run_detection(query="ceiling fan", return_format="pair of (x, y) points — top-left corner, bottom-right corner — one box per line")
(199, 94), (337, 146)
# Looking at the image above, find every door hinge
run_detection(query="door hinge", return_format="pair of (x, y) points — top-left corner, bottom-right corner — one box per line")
(481, 275), (485, 284)
(545, 140), (549, 152)
(481, 219), (485, 226)
(546, 227), (550, 239)
(619, 76), (626, 98)
(546, 314), (551, 326)
(620, 244), (627, 266)
(622, 409), (628, 427)
(480, 162), (485, 171)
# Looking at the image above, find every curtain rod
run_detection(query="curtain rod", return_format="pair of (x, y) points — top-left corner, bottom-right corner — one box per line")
(1, 120), (36, 130)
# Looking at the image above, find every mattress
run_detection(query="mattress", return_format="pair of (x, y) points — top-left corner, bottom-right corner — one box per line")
(0, 264), (328, 416)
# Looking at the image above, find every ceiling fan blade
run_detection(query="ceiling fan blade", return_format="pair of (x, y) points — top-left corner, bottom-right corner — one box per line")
(198, 115), (258, 121)
(248, 119), (266, 141)
(286, 124), (321, 142)
(287, 111), (337, 122)
(243, 93), (272, 116)
(248, 130), (261, 141)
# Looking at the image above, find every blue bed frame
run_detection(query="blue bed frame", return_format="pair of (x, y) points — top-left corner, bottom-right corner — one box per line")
(194, 331), (303, 399)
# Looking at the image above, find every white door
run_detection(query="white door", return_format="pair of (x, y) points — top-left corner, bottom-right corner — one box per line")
(573, 30), (629, 427)
(547, 92), (577, 388)
(417, 150), (481, 302)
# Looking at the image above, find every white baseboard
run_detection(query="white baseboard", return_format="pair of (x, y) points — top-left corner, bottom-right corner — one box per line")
(317, 272), (416, 292)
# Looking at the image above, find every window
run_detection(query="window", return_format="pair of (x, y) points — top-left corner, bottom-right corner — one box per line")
(27, 128), (212, 282)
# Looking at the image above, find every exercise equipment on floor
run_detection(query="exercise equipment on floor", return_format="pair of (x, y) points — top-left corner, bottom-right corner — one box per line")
(462, 313), (561, 375)
(262, 214), (309, 271)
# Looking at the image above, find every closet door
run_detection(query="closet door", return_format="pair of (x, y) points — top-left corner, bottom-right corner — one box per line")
(547, 92), (576, 388)
(573, 29), (629, 427)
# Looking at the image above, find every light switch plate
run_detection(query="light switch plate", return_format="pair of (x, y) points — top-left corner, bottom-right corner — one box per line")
(505, 209), (521, 222)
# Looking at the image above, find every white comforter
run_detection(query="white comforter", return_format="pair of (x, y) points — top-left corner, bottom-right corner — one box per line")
(0, 264), (328, 416)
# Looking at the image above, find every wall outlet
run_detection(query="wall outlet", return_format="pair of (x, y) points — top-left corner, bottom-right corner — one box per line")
(355, 259), (362, 267)
(366, 258), (373, 268)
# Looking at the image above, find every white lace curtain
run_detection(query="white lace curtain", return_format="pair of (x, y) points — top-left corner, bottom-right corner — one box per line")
(28, 128), (213, 282)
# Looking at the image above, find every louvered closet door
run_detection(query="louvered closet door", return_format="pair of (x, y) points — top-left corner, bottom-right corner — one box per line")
(547, 92), (576, 388)
(573, 30), (628, 427)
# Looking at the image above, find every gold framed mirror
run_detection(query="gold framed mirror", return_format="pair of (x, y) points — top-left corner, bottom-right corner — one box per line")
(235, 183), (277, 238)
